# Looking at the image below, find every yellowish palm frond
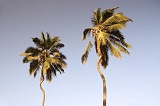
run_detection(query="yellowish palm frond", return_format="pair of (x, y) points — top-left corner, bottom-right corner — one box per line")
(108, 42), (121, 59)
(27, 56), (39, 61)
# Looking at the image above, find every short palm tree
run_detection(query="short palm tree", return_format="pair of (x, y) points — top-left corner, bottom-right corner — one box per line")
(20, 32), (67, 106)
(81, 7), (132, 106)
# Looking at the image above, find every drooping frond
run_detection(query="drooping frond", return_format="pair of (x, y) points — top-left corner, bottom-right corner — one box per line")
(110, 39), (130, 55)
(46, 68), (52, 82)
(107, 41), (121, 59)
(81, 41), (93, 64)
(100, 45), (109, 69)
(29, 60), (40, 77)
(82, 28), (92, 40)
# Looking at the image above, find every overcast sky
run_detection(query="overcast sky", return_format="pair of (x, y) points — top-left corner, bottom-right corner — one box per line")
(0, 0), (160, 106)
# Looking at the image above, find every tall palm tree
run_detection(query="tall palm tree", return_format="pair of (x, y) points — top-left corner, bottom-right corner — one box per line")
(20, 32), (67, 106)
(81, 7), (132, 106)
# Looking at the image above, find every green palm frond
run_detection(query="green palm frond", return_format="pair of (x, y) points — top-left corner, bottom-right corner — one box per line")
(81, 41), (93, 64)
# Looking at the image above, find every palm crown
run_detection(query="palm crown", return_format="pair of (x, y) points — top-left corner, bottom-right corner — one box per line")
(82, 7), (132, 68)
(20, 32), (67, 81)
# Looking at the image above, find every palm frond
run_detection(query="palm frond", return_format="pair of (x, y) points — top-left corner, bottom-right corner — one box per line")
(110, 39), (130, 55)
(56, 43), (64, 49)
(100, 45), (109, 69)
(101, 7), (119, 23)
(32, 37), (42, 48)
(29, 60), (40, 76)
(24, 47), (40, 56)
(41, 32), (46, 43)
(27, 56), (39, 61)
(81, 41), (93, 64)
(102, 12), (132, 27)
(20, 53), (32, 56)
(42, 59), (51, 74)
(82, 28), (92, 40)
(46, 68), (52, 82)
(91, 8), (101, 26)
(107, 42), (121, 59)
(121, 41), (132, 48)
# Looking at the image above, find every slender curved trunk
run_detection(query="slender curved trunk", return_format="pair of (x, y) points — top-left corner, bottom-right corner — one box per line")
(40, 75), (45, 106)
(97, 56), (107, 106)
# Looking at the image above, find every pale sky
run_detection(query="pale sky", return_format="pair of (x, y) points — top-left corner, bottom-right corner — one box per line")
(0, 0), (160, 106)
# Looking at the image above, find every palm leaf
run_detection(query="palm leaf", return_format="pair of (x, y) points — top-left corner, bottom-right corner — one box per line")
(121, 41), (132, 48)
(92, 8), (101, 25)
(82, 28), (92, 40)
(32, 37), (42, 48)
(41, 32), (46, 43)
(29, 60), (40, 76)
(81, 41), (93, 64)
(101, 7), (119, 23)
(46, 68), (52, 82)
(107, 42), (121, 59)
(110, 39), (130, 55)
(27, 56), (39, 61)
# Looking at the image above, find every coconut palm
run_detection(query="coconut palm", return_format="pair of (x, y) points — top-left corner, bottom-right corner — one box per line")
(81, 7), (132, 106)
(20, 32), (67, 106)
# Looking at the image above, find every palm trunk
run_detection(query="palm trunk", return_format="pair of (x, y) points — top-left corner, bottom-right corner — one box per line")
(97, 56), (107, 106)
(40, 75), (45, 106)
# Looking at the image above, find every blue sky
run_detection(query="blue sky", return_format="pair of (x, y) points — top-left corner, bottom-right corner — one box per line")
(0, 0), (160, 106)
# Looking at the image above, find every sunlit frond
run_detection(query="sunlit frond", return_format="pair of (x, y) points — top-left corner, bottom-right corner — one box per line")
(81, 41), (93, 64)
(107, 42), (121, 59)
(121, 41), (132, 48)
(110, 39), (130, 55)
(27, 56), (39, 61)
(43, 59), (51, 74)
(20, 53), (32, 56)
(102, 12), (132, 27)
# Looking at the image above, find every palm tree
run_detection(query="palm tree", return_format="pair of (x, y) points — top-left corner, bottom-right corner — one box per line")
(81, 7), (132, 106)
(20, 32), (67, 106)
